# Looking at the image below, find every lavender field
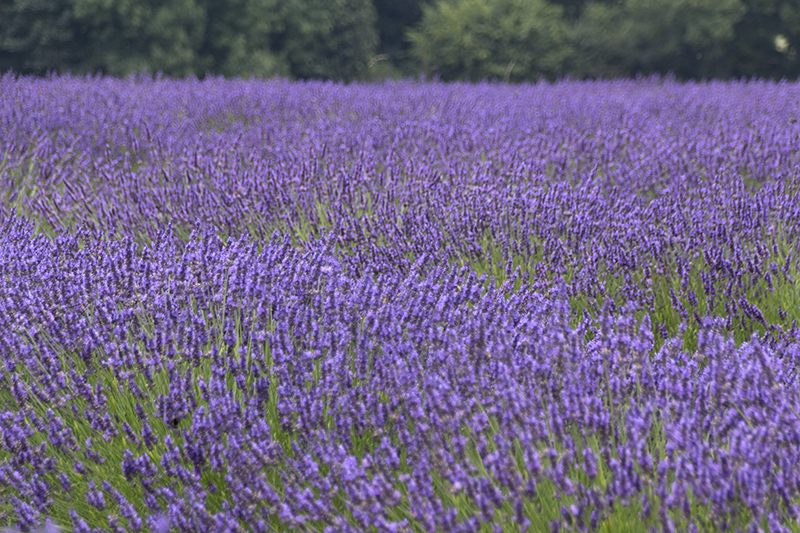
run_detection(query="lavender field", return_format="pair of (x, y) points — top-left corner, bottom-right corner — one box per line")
(1, 74), (800, 533)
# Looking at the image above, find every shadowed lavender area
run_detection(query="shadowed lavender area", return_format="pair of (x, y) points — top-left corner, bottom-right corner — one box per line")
(1, 75), (800, 532)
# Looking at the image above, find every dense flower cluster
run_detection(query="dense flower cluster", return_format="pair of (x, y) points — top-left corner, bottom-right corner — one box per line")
(0, 220), (799, 532)
(1, 74), (798, 344)
(0, 75), (799, 531)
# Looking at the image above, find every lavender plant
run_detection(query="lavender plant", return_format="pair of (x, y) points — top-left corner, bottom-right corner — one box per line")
(0, 75), (799, 531)
(1, 74), (798, 346)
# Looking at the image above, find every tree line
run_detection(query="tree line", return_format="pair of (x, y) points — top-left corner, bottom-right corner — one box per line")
(1, 0), (798, 82)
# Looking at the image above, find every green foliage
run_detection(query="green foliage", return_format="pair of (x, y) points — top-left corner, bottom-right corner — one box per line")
(548, 0), (615, 21)
(728, 0), (800, 79)
(373, 0), (427, 74)
(3, 0), (799, 81)
(566, 2), (632, 79)
(0, 0), (92, 75)
(569, 0), (747, 80)
(199, 0), (288, 78)
(1, 0), (378, 80)
(273, 0), (379, 80)
(408, 0), (571, 81)
(71, 0), (208, 77)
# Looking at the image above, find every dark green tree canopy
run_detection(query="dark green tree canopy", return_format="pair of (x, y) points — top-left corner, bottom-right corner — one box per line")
(1, 0), (798, 80)
(568, 0), (799, 80)
(373, 0), (426, 70)
(408, 0), (570, 81)
(71, 0), (208, 77)
(274, 0), (379, 80)
(1, 0), (377, 80)
(199, 0), (287, 78)
(729, 0), (800, 79)
(0, 0), (91, 75)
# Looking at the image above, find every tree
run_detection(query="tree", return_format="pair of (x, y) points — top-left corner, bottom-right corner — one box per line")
(728, 0), (800, 79)
(568, 0), (746, 80)
(548, 0), (615, 21)
(198, 0), (288, 78)
(2, 0), (379, 80)
(408, 0), (570, 82)
(0, 0), (91, 75)
(566, 3), (632, 79)
(273, 0), (379, 80)
(372, 0), (427, 74)
(71, 0), (207, 77)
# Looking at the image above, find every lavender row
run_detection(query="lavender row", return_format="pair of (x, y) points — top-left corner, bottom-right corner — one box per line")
(1, 76), (799, 344)
(1, 217), (800, 532)
(3, 76), (800, 253)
